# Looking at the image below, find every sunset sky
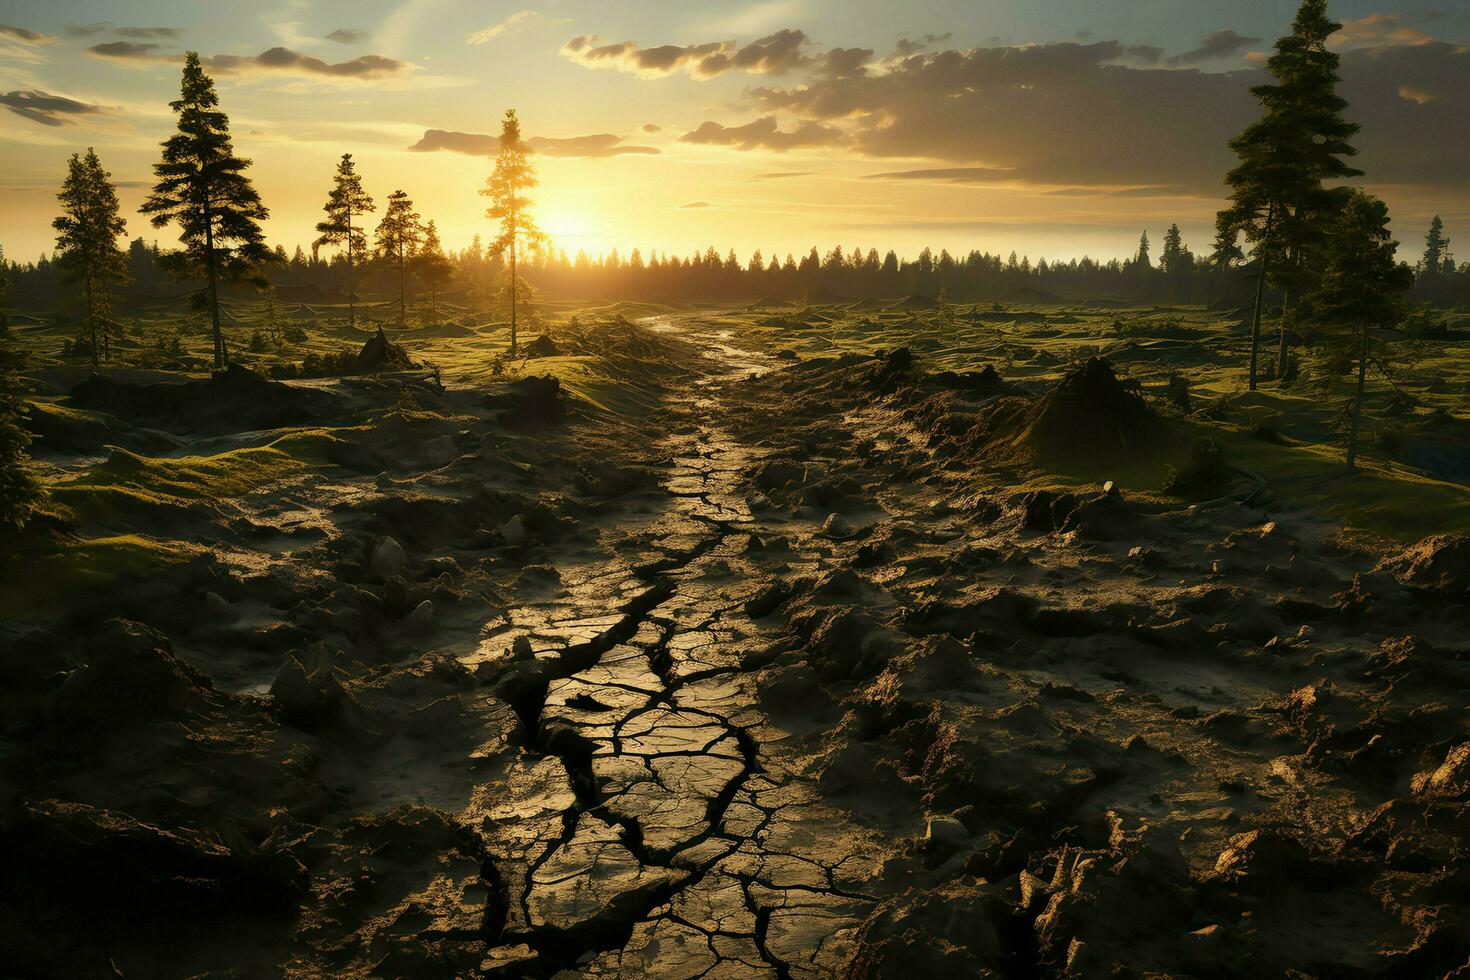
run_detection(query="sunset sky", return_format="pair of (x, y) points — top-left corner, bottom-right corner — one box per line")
(2, 1), (1467, 265)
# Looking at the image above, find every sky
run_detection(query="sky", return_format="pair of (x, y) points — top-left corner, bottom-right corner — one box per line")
(1, 0), (1467, 265)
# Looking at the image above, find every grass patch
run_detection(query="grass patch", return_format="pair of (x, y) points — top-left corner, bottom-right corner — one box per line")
(0, 533), (198, 620)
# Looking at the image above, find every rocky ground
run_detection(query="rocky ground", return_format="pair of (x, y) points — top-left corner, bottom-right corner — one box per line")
(2, 315), (1469, 978)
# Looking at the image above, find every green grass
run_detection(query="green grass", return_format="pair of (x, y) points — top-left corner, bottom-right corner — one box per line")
(0, 533), (199, 620)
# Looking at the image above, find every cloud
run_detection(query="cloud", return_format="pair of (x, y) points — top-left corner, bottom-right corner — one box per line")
(1332, 14), (1437, 50)
(468, 10), (539, 44)
(894, 33), (952, 57)
(754, 171), (814, 179)
(408, 129), (661, 158)
(561, 29), (810, 79)
(679, 33), (1470, 192)
(116, 26), (184, 39)
(85, 43), (414, 80)
(65, 23), (182, 39)
(863, 167), (1020, 184)
(87, 41), (161, 59)
(1169, 29), (1262, 65)
(0, 22), (52, 43)
(325, 28), (368, 44)
(0, 88), (107, 126)
(643, 123), (662, 132)
(677, 201), (711, 208)
(680, 116), (847, 152)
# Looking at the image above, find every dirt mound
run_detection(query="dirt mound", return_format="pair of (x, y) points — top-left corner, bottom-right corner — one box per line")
(522, 334), (562, 358)
(1378, 534), (1470, 596)
(890, 293), (937, 311)
(965, 357), (1164, 467)
(485, 375), (565, 425)
(353, 328), (417, 373)
(1006, 286), (1063, 304)
(69, 363), (336, 434)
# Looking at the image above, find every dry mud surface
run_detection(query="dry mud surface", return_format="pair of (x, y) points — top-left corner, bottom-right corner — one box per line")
(3, 316), (1470, 978)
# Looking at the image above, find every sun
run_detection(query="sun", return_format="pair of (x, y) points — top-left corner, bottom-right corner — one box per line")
(539, 205), (601, 255)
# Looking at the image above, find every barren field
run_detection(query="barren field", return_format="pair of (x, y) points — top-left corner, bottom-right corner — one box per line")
(4, 299), (1470, 978)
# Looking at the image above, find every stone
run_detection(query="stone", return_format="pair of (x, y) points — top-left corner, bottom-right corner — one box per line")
(370, 536), (408, 580)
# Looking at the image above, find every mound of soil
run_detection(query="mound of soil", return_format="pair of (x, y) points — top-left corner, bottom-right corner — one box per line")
(69, 363), (336, 435)
(890, 293), (938, 311)
(1006, 286), (1063, 304)
(522, 334), (562, 358)
(956, 357), (1164, 467)
(354, 329), (417, 373)
(1378, 534), (1470, 596)
(485, 375), (565, 426)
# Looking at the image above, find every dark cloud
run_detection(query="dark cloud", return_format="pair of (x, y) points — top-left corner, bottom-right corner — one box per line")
(677, 201), (711, 208)
(116, 26), (184, 39)
(681, 33), (1469, 192)
(0, 22), (52, 42)
(85, 43), (412, 79)
(754, 171), (815, 180)
(680, 116), (847, 152)
(1125, 45), (1166, 65)
(0, 89), (107, 126)
(409, 129), (661, 158)
(1169, 29), (1262, 65)
(66, 23), (182, 39)
(819, 47), (873, 77)
(894, 32), (952, 56)
(643, 123), (662, 133)
(561, 30), (810, 79)
(863, 167), (1020, 184)
(87, 41), (161, 59)
(325, 28), (368, 44)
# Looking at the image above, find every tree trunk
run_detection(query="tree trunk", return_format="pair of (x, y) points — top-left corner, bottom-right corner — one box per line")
(510, 227), (518, 356)
(1247, 252), (1269, 392)
(1347, 322), (1367, 472)
(346, 211), (355, 331)
(1247, 204), (1275, 393)
(398, 244), (406, 329)
(204, 205), (225, 372)
(87, 277), (98, 372)
(1276, 284), (1291, 381)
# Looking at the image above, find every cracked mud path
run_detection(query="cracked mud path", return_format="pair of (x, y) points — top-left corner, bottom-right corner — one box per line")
(469, 324), (889, 977)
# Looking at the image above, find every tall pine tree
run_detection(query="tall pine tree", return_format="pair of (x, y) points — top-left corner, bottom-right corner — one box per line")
(142, 52), (270, 372)
(314, 153), (375, 330)
(374, 190), (423, 330)
(414, 219), (453, 321)
(1218, 0), (1360, 389)
(1300, 191), (1412, 471)
(480, 109), (546, 355)
(54, 148), (130, 371)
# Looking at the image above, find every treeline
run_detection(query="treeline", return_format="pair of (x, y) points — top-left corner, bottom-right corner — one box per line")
(8, 217), (1465, 313)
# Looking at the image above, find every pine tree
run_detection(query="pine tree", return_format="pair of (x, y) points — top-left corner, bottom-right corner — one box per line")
(53, 148), (130, 371)
(314, 153), (375, 330)
(1421, 216), (1449, 283)
(0, 261), (40, 530)
(1135, 231), (1152, 270)
(1300, 191), (1413, 471)
(414, 219), (453, 321)
(480, 109), (546, 355)
(374, 190), (423, 330)
(1218, 0), (1359, 389)
(142, 52), (270, 371)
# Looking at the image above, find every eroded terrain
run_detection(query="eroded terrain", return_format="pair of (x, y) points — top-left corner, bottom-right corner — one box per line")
(3, 311), (1469, 978)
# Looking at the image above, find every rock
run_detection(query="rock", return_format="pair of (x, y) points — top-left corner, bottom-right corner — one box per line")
(405, 599), (434, 632)
(1178, 924), (1229, 970)
(371, 536), (408, 580)
(50, 620), (215, 734)
(924, 815), (969, 851)
(522, 334), (561, 358)
(500, 514), (527, 545)
(202, 591), (239, 624)
(1412, 743), (1470, 800)
(269, 645), (358, 730)
(821, 512), (854, 538)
